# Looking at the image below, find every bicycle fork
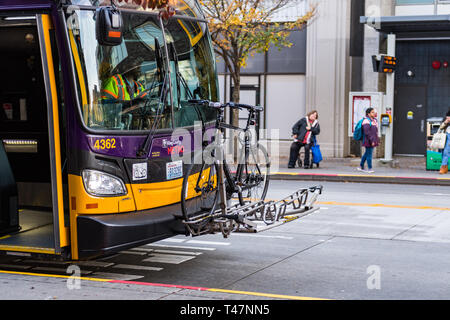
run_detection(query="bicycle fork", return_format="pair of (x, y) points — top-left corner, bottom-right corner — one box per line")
(214, 128), (228, 216)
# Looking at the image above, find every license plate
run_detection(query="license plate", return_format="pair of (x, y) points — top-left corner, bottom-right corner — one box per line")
(166, 160), (183, 180)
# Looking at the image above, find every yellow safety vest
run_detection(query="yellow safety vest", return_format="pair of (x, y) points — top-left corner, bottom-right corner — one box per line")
(101, 74), (146, 101)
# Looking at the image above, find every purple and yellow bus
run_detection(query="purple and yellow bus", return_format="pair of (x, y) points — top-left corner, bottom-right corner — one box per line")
(0, 0), (219, 260)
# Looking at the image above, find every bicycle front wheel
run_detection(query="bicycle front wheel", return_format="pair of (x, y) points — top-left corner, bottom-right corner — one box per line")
(237, 143), (270, 205)
(181, 159), (218, 228)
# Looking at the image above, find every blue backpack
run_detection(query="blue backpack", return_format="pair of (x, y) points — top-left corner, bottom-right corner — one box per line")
(353, 117), (371, 141)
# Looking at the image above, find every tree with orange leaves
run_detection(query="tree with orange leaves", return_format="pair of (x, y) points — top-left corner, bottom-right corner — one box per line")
(115, 0), (175, 18)
(200, 0), (315, 108)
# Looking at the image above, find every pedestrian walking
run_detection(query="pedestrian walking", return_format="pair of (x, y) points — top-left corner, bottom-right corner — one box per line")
(357, 107), (379, 173)
(439, 108), (450, 174)
(288, 110), (320, 169)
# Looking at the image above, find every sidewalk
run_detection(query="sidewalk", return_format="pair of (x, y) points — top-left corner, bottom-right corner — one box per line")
(270, 156), (450, 186)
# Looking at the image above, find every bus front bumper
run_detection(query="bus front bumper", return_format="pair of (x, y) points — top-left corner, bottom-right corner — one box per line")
(76, 205), (187, 259)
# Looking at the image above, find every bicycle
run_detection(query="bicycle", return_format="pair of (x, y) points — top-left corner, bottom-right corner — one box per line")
(180, 100), (271, 235)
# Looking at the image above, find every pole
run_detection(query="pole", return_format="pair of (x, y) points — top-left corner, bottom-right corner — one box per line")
(383, 33), (396, 162)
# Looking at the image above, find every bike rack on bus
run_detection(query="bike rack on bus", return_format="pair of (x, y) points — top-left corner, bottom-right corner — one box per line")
(183, 185), (323, 238)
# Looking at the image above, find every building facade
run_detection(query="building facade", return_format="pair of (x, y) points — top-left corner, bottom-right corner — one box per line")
(216, 0), (450, 162)
(362, 0), (450, 158)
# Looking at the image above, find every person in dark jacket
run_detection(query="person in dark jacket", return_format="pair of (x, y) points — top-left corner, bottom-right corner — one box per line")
(357, 107), (379, 173)
(288, 110), (320, 169)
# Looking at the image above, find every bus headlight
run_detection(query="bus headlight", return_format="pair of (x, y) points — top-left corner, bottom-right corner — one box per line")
(82, 170), (127, 197)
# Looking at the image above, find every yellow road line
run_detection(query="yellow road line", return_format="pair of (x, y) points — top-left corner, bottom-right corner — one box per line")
(271, 172), (450, 181)
(317, 201), (450, 211)
(0, 269), (110, 282)
(207, 288), (328, 300)
(0, 269), (328, 300)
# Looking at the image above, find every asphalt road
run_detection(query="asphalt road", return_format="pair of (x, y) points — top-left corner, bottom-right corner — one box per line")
(1, 180), (450, 301)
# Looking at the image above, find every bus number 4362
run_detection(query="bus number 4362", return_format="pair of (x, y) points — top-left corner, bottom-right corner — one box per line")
(94, 138), (116, 150)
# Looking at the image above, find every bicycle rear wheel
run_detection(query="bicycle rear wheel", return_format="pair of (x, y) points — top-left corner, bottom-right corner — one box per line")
(181, 158), (218, 230)
(237, 143), (270, 205)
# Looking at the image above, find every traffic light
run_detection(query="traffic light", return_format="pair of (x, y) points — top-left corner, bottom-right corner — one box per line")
(372, 55), (397, 73)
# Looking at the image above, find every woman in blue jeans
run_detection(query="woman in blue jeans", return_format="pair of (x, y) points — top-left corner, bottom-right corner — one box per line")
(358, 108), (379, 173)
(439, 109), (450, 174)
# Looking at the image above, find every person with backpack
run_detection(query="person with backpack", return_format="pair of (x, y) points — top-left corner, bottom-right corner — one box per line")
(288, 110), (320, 169)
(354, 107), (379, 173)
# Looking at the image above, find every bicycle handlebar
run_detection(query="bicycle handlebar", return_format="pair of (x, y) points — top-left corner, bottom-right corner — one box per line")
(188, 99), (263, 112)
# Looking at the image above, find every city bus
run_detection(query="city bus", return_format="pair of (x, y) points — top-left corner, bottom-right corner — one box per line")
(0, 0), (220, 260)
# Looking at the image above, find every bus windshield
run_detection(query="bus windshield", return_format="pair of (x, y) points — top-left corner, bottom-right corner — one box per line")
(66, 8), (218, 132)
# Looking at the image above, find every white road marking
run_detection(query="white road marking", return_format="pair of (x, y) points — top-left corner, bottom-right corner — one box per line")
(160, 238), (186, 243)
(153, 249), (202, 256)
(112, 264), (163, 272)
(90, 272), (144, 281)
(232, 233), (294, 240)
(119, 250), (147, 256)
(130, 247), (154, 252)
(144, 243), (216, 251)
(143, 253), (195, 264)
(75, 261), (115, 268)
(186, 240), (230, 246)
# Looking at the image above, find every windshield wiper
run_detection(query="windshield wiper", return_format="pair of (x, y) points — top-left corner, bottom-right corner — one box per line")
(136, 71), (169, 157)
(136, 39), (168, 158)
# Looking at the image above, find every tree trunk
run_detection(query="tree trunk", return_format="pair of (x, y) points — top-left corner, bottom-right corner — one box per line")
(231, 72), (241, 162)
(231, 81), (240, 127)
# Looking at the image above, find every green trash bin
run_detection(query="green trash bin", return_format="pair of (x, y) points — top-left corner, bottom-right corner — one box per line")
(426, 150), (442, 171)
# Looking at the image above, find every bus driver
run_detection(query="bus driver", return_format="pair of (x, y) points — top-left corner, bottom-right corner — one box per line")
(101, 57), (147, 102)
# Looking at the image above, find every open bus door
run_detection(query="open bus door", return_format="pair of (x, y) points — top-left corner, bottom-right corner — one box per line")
(0, 13), (69, 258)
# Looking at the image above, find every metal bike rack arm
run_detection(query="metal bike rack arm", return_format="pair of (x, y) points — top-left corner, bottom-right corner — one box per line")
(182, 185), (323, 237)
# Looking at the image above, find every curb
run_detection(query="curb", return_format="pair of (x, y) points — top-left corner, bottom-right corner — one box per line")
(270, 172), (450, 186)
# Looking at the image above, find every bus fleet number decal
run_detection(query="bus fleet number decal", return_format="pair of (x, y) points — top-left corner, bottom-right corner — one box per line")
(94, 138), (116, 150)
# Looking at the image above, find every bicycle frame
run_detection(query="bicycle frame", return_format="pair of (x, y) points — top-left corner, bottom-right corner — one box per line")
(191, 104), (260, 217)
(216, 106), (262, 205)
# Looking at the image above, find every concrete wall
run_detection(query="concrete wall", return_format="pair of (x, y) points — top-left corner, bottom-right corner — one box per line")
(363, 0), (395, 93)
(305, 0), (352, 157)
(266, 74), (307, 141)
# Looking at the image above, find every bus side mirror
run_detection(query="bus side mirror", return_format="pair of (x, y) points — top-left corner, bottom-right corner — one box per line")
(96, 6), (123, 46)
